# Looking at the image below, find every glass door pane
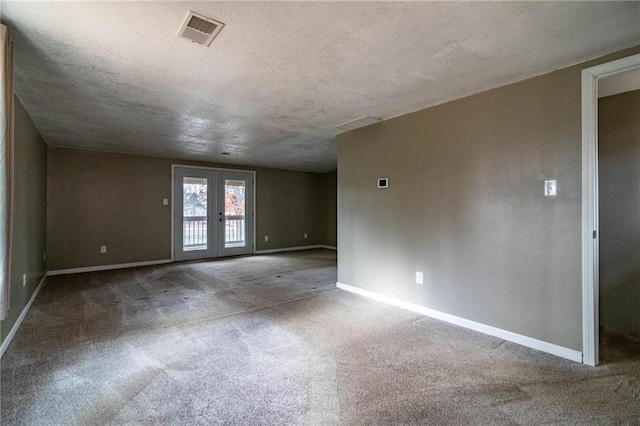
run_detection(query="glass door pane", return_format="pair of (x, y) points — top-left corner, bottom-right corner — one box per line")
(173, 167), (217, 261)
(224, 179), (246, 248)
(183, 177), (208, 251)
(217, 171), (254, 257)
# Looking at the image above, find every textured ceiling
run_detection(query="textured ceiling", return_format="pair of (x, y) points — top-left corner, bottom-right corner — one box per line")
(3, 2), (640, 172)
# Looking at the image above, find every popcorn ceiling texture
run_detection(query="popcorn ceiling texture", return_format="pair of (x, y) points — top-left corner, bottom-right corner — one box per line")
(3, 1), (640, 171)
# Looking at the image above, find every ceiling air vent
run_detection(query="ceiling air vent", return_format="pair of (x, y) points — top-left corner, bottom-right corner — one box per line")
(177, 11), (224, 46)
(335, 116), (383, 133)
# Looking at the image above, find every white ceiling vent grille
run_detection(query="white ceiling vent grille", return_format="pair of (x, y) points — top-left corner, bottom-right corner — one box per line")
(177, 11), (224, 47)
(335, 116), (383, 132)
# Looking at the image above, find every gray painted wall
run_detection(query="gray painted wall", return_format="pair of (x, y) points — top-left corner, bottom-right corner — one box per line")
(0, 96), (47, 345)
(598, 89), (640, 336)
(47, 147), (332, 271)
(255, 167), (322, 250)
(321, 172), (337, 247)
(337, 46), (640, 352)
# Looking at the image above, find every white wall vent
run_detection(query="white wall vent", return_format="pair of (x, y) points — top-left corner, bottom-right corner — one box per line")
(335, 116), (383, 133)
(177, 11), (225, 46)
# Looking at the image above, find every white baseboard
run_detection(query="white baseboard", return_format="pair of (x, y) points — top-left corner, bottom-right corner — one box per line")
(336, 282), (583, 363)
(255, 245), (335, 254)
(47, 259), (173, 276)
(1, 274), (46, 358)
(318, 245), (337, 251)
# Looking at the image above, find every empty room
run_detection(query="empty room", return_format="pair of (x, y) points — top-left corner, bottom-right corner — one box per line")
(1, 2), (640, 424)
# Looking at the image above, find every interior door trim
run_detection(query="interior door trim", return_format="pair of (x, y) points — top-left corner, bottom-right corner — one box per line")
(171, 164), (256, 262)
(580, 53), (640, 366)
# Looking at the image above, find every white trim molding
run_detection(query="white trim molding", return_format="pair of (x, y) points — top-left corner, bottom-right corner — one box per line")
(0, 274), (46, 358)
(581, 53), (640, 367)
(337, 282), (583, 363)
(171, 165), (175, 262)
(47, 259), (173, 276)
(255, 245), (335, 254)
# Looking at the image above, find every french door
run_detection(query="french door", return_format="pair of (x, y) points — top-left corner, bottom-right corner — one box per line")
(173, 166), (254, 261)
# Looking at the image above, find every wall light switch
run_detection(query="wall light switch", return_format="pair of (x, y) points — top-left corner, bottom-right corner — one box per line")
(416, 272), (424, 285)
(163, 198), (169, 206)
(22, 273), (26, 287)
(544, 180), (557, 197)
(100, 245), (107, 254)
(264, 236), (269, 242)
(304, 233), (308, 239)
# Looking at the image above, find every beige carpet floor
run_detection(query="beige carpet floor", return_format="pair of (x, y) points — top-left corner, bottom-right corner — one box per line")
(1, 249), (639, 425)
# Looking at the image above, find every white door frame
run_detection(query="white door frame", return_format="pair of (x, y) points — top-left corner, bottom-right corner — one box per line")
(581, 53), (640, 366)
(171, 164), (257, 262)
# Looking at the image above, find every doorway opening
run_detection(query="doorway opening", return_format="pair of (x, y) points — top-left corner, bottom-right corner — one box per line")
(581, 53), (640, 366)
(172, 165), (255, 261)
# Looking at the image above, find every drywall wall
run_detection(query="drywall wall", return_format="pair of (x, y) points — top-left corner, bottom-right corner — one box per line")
(337, 46), (640, 352)
(255, 167), (322, 250)
(47, 148), (329, 271)
(320, 172), (337, 247)
(598, 89), (640, 336)
(0, 96), (47, 345)
(47, 148), (170, 270)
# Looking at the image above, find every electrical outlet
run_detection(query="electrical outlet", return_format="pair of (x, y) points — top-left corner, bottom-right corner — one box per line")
(163, 198), (169, 205)
(100, 245), (107, 254)
(22, 273), (26, 287)
(264, 236), (269, 242)
(304, 233), (308, 239)
(416, 272), (424, 285)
